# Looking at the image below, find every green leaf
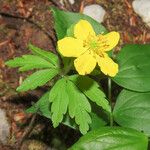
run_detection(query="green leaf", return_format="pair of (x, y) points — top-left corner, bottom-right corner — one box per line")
(28, 43), (58, 67)
(26, 91), (51, 118)
(113, 44), (150, 92)
(66, 80), (91, 134)
(26, 77), (105, 133)
(26, 92), (104, 131)
(5, 55), (54, 71)
(17, 68), (58, 92)
(26, 91), (77, 129)
(69, 75), (111, 113)
(69, 127), (148, 150)
(113, 89), (150, 136)
(89, 113), (106, 130)
(51, 7), (107, 40)
(49, 78), (69, 127)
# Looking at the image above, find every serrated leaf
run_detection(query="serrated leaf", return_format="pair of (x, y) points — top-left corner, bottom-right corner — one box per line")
(67, 80), (91, 134)
(17, 68), (58, 92)
(5, 55), (54, 72)
(26, 91), (77, 129)
(69, 75), (111, 113)
(113, 44), (150, 92)
(113, 89), (150, 136)
(28, 44), (58, 67)
(26, 91), (51, 118)
(69, 127), (148, 150)
(49, 78), (69, 127)
(51, 7), (107, 40)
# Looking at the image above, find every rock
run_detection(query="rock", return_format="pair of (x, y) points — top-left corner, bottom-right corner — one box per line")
(83, 4), (106, 23)
(69, 0), (75, 4)
(133, 0), (150, 26)
(60, 0), (75, 5)
(0, 109), (10, 144)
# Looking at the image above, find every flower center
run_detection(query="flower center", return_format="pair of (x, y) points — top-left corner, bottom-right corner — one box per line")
(83, 35), (107, 57)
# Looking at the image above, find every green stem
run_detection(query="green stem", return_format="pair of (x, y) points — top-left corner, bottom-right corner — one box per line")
(108, 78), (113, 126)
(60, 59), (73, 77)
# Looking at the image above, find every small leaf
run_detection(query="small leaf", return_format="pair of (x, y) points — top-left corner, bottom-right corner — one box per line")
(113, 89), (150, 136)
(51, 7), (107, 40)
(49, 78), (69, 127)
(67, 80), (91, 134)
(113, 44), (150, 92)
(28, 44), (58, 67)
(69, 127), (148, 150)
(17, 68), (58, 92)
(6, 55), (54, 71)
(26, 91), (51, 118)
(69, 75), (111, 113)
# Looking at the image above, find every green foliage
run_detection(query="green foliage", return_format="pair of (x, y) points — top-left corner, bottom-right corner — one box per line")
(66, 80), (91, 134)
(113, 44), (150, 92)
(49, 77), (92, 134)
(28, 43), (58, 67)
(48, 76), (109, 134)
(69, 127), (148, 150)
(5, 55), (54, 72)
(69, 75), (111, 113)
(51, 7), (107, 40)
(26, 92), (106, 131)
(113, 89), (150, 136)
(17, 69), (58, 92)
(49, 78), (69, 128)
(5, 43), (59, 92)
(26, 91), (77, 129)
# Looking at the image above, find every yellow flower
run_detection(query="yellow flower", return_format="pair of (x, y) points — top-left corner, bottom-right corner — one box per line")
(57, 20), (120, 77)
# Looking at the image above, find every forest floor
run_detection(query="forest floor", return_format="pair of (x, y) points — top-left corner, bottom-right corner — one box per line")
(0, 0), (150, 149)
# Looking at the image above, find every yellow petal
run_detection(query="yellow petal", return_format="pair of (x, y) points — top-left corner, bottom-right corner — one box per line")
(74, 52), (96, 75)
(57, 37), (86, 57)
(74, 20), (95, 41)
(97, 54), (118, 77)
(98, 31), (120, 52)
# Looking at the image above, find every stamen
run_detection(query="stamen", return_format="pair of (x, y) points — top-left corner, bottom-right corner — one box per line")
(83, 33), (110, 57)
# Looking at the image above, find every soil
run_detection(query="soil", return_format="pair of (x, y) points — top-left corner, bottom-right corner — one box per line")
(0, 0), (150, 149)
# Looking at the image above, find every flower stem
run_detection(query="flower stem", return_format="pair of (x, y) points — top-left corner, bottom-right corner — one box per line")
(61, 59), (73, 77)
(108, 77), (113, 126)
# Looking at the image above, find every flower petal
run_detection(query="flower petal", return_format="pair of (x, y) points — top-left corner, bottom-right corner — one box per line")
(98, 31), (120, 52)
(74, 52), (96, 75)
(57, 37), (86, 57)
(74, 20), (95, 41)
(97, 54), (118, 77)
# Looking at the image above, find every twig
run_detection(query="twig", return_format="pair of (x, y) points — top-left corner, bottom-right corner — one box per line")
(17, 114), (37, 149)
(63, 0), (75, 12)
(79, 0), (85, 13)
(0, 40), (9, 47)
(50, 0), (66, 10)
